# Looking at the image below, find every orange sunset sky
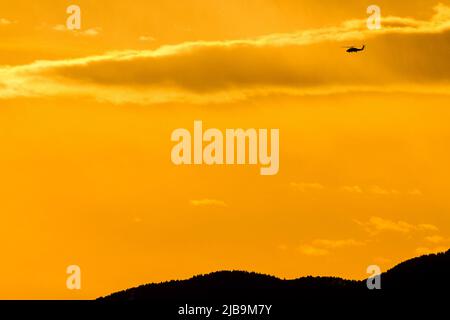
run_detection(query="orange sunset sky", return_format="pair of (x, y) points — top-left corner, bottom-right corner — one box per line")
(0, 0), (449, 299)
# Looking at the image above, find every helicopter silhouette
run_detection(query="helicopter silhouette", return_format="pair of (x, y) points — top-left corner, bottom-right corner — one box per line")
(343, 45), (365, 53)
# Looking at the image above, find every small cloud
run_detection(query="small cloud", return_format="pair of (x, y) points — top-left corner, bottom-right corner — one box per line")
(425, 235), (446, 243)
(190, 199), (227, 207)
(340, 185), (363, 193)
(298, 238), (364, 256)
(290, 182), (324, 192)
(340, 185), (422, 196)
(53, 25), (101, 37)
(408, 189), (423, 196)
(82, 27), (101, 37)
(312, 238), (365, 249)
(417, 224), (439, 232)
(356, 216), (439, 235)
(356, 216), (410, 234)
(133, 217), (142, 223)
(415, 246), (447, 256)
(298, 245), (329, 256)
(139, 35), (156, 42)
(53, 24), (66, 31)
(0, 18), (16, 25)
(369, 185), (397, 195)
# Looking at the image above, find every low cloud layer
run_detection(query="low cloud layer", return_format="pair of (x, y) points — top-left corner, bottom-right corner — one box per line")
(0, 4), (449, 104)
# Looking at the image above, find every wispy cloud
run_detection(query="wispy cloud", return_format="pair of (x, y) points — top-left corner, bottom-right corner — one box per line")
(355, 216), (438, 235)
(53, 24), (101, 37)
(0, 4), (449, 104)
(290, 182), (325, 192)
(416, 233), (449, 255)
(190, 199), (227, 207)
(340, 185), (363, 193)
(299, 238), (364, 256)
(139, 35), (156, 42)
(298, 245), (329, 256)
(312, 238), (365, 249)
(0, 18), (16, 25)
(424, 235), (448, 244)
(408, 189), (423, 196)
(340, 185), (422, 196)
(368, 185), (399, 195)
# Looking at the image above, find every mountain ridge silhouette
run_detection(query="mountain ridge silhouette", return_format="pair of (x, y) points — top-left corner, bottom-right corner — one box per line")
(99, 249), (449, 302)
